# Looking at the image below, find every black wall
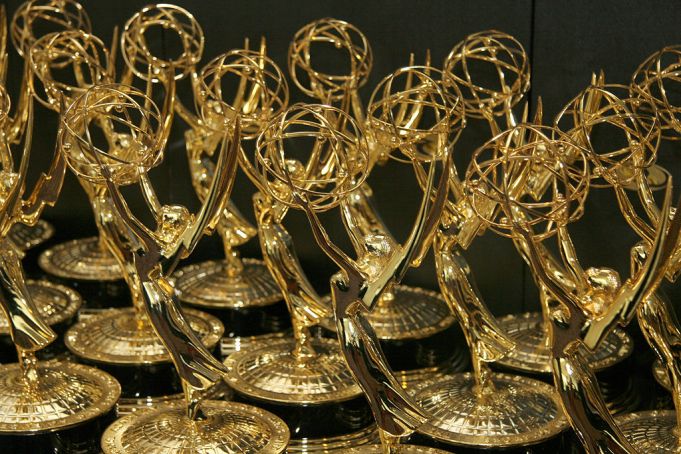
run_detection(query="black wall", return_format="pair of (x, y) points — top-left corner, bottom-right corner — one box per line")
(4, 0), (681, 314)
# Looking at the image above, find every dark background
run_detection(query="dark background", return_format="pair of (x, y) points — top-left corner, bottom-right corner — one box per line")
(5, 0), (681, 315)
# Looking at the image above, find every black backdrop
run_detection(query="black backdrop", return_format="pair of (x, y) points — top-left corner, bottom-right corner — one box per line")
(4, 0), (681, 315)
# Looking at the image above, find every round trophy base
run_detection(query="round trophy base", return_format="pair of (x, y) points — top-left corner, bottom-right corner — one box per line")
(653, 358), (671, 391)
(8, 219), (54, 251)
(320, 285), (455, 341)
(0, 362), (120, 435)
(101, 400), (290, 454)
(286, 425), (378, 453)
(413, 372), (568, 448)
(39, 237), (128, 308)
(344, 445), (452, 453)
(0, 280), (81, 362)
(220, 330), (290, 358)
(617, 410), (681, 452)
(496, 312), (633, 374)
(65, 307), (224, 398)
(174, 258), (282, 309)
(225, 337), (362, 404)
(39, 236), (122, 281)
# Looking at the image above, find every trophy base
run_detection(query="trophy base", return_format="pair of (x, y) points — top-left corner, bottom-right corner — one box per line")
(39, 237), (128, 308)
(413, 372), (568, 448)
(320, 285), (455, 341)
(225, 337), (363, 404)
(174, 258), (290, 336)
(220, 330), (290, 358)
(101, 401), (290, 454)
(65, 307), (224, 398)
(286, 425), (378, 452)
(617, 410), (681, 452)
(0, 280), (81, 362)
(8, 220), (55, 251)
(496, 312), (633, 374)
(0, 362), (120, 435)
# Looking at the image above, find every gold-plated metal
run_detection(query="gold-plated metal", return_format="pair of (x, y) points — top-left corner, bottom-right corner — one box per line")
(255, 96), (451, 452)
(7, 219), (53, 250)
(286, 425), (379, 453)
(101, 401), (290, 454)
(471, 119), (681, 452)
(653, 358), (671, 391)
(0, 279), (80, 334)
(616, 411), (681, 453)
(173, 37), (285, 311)
(343, 446), (452, 454)
(497, 311), (633, 374)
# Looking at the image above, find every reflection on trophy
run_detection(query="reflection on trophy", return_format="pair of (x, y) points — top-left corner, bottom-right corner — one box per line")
(255, 100), (452, 453)
(290, 18), (464, 381)
(467, 120), (681, 452)
(0, 66), (119, 453)
(173, 39), (287, 341)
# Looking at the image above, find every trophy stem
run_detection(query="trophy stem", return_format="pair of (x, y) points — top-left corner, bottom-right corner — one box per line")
(17, 346), (39, 383)
(220, 231), (245, 278)
(378, 428), (402, 454)
(471, 355), (495, 396)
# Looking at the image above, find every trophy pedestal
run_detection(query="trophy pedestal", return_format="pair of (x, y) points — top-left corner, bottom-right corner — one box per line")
(0, 280), (81, 362)
(8, 220), (54, 275)
(225, 337), (375, 449)
(0, 362), (120, 454)
(102, 400), (289, 453)
(64, 307), (223, 399)
(617, 410), (681, 453)
(496, 312), (639, 413)
(174, 258), (289, 336)
(39, 237), (128, 308)
(321, 285), (468, 379)
(343, 445), (452, 453)
(413, 372), (568, 449)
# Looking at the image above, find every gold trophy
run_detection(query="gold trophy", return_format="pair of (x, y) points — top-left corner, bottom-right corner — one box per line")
(393, 75), (568, 447)
(47, 80), (289, 453)
(467, 120), (681, 452)
(10, 0), (126, 300)
(289, 18), (462, 379)
(55, 46), (223, 403)
(0, 67), (119, 452)
(172, 39), (286, 340)
(228, 102), (375, 451)
(255, 99), (451, 453)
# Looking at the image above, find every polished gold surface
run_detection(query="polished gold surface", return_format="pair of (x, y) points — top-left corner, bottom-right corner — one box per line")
(65, 307), (223, 365)
(225, 337), (362, 404)
(173, 258), (281, 309)
(0, 361), (119, 434)
(413, 372), (567, 448)
(39, 237), (122, 281)
(7, 219), (53, 250)
(220, 331), (290, 358)
(343, 446), (451, 454)
(101, 401), (290, 454)
(497, 312), (633, 374)
(617, 411), (680, 453)
(0, 279), (80, 333)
